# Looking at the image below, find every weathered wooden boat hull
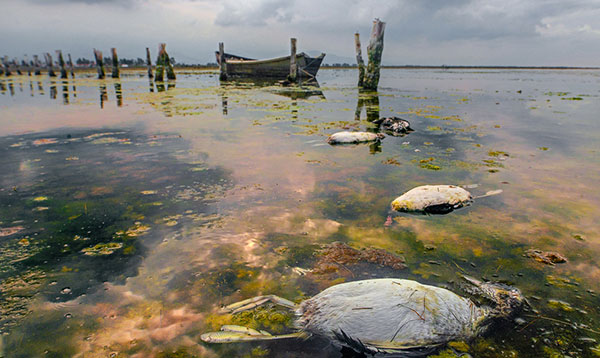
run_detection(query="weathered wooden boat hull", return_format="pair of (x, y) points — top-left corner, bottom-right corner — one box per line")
(216, 52), (325, 79)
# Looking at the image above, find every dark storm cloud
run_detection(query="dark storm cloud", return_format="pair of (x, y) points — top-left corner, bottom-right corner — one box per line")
(2, 0), (599, 66)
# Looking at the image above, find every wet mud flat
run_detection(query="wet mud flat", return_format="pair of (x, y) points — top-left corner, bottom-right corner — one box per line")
(0, 69), (599, 357)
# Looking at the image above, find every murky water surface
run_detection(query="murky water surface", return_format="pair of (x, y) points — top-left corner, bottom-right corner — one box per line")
(0, 69), (599, 357)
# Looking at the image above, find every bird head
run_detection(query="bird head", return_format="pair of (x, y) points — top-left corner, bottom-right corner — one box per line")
(461, 275), (525, 318)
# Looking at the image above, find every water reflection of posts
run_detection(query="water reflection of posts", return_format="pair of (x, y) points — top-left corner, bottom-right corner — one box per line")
(50, 81), (57, 99)
(8, 82), (14, 96)
(355, 90), (380, 122)
(114, 82), (122, 107)
(29, 81), (34, 97)
(37, 81), (44, 95)
(99, 84), (107, 108)
(291, 99), (298, 120)
(0, 80), (6, 94)
(62, 81), (69, 104)
(221, 93), (228, 115)
(355, 90), (382, 153)
(148, 79), (154, 93)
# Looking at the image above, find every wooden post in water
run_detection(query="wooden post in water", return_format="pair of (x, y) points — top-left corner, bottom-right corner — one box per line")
(362, 19), (385, 90)
(45, 53), (56, 77)
(164, 45), (176, 80)
(56, 50), (68, 79)
(355, 33), (365, 87)
(93, 49), (105, 79)
(2, 56), (11, 76)
(24, 55), (31, 75)
(145, 47), (153, 79)
(154, 44), (164, 81)
(218, 42), (227, 80)
(67, 54), (75, 78)
(289, 38), (297, 82)
(155, 43), (175, 81)
(14, 58), (22, 75)
(33, 55), (41, 75)
(111, 48), (119, 78)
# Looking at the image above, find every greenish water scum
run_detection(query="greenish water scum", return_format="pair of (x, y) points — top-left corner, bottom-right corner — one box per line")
(0, 69), (599, 357)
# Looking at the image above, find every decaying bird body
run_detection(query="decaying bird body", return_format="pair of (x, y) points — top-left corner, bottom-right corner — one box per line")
(374, 117), (413, 135)
(327, 131), (385, 144)
(201, 277), (524, 356)
(391, 185), (473, 214)
(297, 279), (488, 354)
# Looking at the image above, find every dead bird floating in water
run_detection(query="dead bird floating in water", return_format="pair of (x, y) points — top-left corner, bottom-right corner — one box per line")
(327, 131), (385, 144)
(201, 277), (524, 356)
(373, 117), (413, 135)
(391, 185), (502, 215)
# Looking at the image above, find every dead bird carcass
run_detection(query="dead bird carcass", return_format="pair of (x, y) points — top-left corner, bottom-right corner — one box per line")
(201, 277), (524, 356)
(327, 131), (384, 144)
(374, 117), (413, 135)
(390, 185), (503, 215)
(391, 185), (473, 214)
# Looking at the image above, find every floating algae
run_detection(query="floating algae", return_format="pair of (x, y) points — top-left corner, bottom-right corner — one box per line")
(525, 249), (567, 265)
(311, 242), (407, 275)
(81, 242), (123, 256)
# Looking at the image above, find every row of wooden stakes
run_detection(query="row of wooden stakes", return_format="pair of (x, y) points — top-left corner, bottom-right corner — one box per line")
(0, 43), (176, 81)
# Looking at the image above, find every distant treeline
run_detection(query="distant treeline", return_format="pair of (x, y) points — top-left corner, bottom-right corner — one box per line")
(74, 56), (218, 68)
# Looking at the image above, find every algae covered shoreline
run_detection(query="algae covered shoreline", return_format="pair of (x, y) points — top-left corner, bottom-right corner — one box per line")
(0, 69), (599, 357)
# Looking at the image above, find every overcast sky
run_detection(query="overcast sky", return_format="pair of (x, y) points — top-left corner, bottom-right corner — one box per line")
(3, 0), (600, 66)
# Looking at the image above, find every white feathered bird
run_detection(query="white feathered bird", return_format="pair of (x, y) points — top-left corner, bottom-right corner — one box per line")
(201, 277), (524, 356)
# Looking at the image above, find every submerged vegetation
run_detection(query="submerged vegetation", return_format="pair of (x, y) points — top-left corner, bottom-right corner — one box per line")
(0, 69), (599, 357)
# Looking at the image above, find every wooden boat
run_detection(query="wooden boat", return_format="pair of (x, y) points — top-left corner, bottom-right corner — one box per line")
(215, 51), (325, 79)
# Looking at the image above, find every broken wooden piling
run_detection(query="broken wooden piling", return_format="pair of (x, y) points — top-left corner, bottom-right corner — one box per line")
(14, 59), (22, 75)
(45, 53), (56, 77)
(2, 57), (10, 76)
(363, 19), (385, 90)
(145, 47), (153, 79)
(155, 43), (175, 81)
(218, 42), (227, 80)
(356, 19), (386, 90)
(93, 49), (105, 79)
(354, 33), (365, 87)
(111, 48), (119, 78)
(67, 54), (75, 78)
(289, 38), (298, 82)
(24, 55), (31, 76)
(56, 50), (68, 79)
(33, 55), (41, 75)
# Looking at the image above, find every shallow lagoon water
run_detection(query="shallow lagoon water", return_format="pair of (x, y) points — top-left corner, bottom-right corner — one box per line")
(0, 69), (599, 357)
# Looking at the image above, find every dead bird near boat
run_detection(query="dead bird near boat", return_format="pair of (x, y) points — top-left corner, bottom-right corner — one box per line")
(373, 117), (413, 135)
(390, 185), (502, 215)
(201, 277), (524, 356)
(327, 131), (385, 144)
